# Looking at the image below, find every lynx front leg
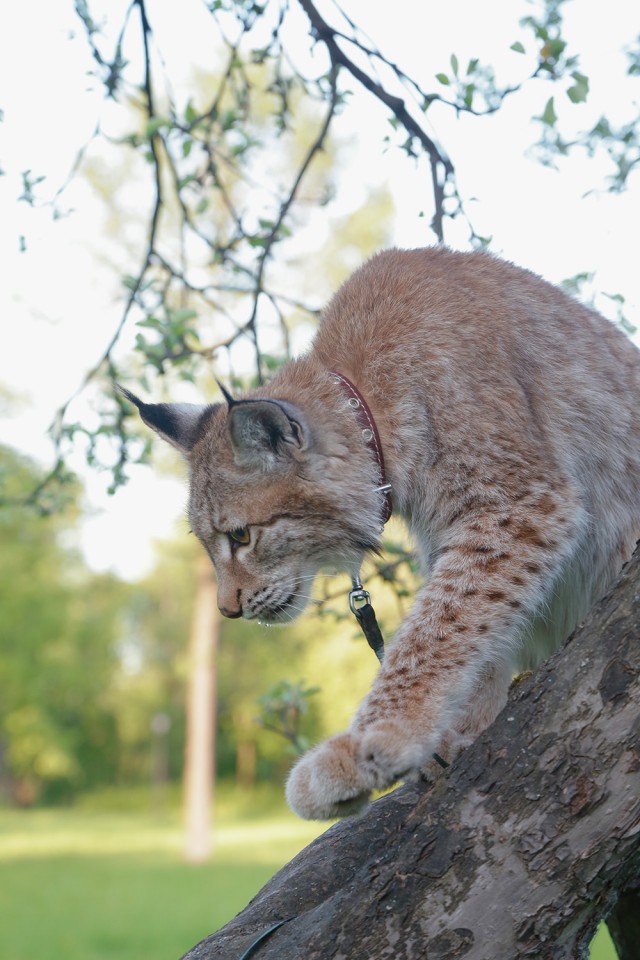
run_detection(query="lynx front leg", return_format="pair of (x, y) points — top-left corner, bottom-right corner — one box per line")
(287, 491), (585, 819)
(420, 659), (514, 780)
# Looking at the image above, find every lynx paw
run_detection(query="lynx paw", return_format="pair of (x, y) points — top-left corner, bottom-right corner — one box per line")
(285, 733), (371, 820)
(286, 722), (426, 820)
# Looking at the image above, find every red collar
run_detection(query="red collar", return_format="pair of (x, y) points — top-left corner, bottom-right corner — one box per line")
(330, 371), (393, 527)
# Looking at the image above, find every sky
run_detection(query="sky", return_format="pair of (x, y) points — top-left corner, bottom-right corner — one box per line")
(1, 0), (639, 580)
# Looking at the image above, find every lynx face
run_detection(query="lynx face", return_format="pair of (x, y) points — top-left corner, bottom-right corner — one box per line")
(187, 470), (365, 624)
(120, 387), (382, 624)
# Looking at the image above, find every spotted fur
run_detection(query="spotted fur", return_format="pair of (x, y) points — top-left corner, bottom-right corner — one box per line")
(126, 247), (640, 820)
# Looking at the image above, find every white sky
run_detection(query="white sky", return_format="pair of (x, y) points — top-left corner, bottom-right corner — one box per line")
(1, 0), (639, 579)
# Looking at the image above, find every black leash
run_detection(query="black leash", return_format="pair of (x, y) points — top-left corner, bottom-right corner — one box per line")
(349, 577), (449, 770)
(349, 577), (385, 662)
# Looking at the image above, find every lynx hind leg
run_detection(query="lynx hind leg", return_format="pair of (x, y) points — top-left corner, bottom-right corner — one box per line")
(421, 659), (513, 779)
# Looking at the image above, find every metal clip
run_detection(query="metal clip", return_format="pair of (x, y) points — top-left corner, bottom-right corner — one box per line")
(375, 482), (392, 494)
(349, 577), (371, 615)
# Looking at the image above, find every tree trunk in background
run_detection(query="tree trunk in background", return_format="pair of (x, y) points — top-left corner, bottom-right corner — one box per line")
(181, 547), (640, 959)
(183, 556), (218, 863)
(236, 739), (257, 791)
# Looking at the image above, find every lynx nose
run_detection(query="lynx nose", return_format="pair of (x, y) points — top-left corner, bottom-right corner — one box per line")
(220, 604), (242, 619)
(218, 587), (243, 619)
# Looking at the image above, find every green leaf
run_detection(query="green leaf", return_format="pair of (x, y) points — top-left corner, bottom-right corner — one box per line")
(136, 316), (162, 330)
(540, 97), (557, 126)
(567, 71), (589, 104)
(450, 53), (459, 77)
(145, 116), (169, 137)
(435, 73), (450, 86)
(167, 308), (197, 323)
(510, 41), (525, 54)
(221, 109), (237, 130)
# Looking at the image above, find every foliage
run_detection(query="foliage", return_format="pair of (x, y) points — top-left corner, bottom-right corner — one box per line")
(0, 446), (128, 804)
(2, 0), (637, 508)
(256, 679), (320, 755)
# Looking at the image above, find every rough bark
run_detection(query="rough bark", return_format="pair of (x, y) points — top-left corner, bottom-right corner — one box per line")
(182, 548), (640, 960)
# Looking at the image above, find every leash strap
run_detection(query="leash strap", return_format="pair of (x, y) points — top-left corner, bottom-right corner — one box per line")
(349, 577), (384, 662)
(353, 603), (385, 663)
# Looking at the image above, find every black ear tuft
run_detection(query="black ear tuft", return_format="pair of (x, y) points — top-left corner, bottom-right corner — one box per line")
(117, 384), (213, 455)
(215, 379), (236, 409)
(116, 384), (143, 410)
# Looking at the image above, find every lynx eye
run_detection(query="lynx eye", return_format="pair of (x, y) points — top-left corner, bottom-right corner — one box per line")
(228, 527), (251, 546)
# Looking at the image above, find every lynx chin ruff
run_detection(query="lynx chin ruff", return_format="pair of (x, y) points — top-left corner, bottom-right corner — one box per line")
(124, 247), (640, 820)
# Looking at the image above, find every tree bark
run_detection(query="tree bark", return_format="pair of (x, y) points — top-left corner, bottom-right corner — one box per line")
(182, 547), (640, 959)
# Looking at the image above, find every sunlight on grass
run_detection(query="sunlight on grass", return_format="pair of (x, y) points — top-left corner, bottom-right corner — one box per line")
(0, 808), (321, 865)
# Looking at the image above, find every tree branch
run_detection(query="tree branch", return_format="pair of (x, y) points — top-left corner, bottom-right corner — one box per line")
(181, 545), (640, 960)
(296, 0), (454, 242)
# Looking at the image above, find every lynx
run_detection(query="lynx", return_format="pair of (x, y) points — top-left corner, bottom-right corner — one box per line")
(123, 247), (640, 820)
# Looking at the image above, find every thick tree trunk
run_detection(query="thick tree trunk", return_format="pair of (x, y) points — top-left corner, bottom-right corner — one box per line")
(182, 547), (640, 960)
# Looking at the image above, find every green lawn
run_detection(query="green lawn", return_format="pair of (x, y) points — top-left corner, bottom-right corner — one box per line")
(0, 789), (323, 960)
(0, 789), (619, 960)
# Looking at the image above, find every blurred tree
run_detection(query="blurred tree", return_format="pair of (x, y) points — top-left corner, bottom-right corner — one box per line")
(0, 445), (127, 804)
(182, 556), (218, 862)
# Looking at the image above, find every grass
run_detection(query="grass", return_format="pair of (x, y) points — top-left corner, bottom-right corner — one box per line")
(0, 786), (620, 960)
(0, 786), (324, 960)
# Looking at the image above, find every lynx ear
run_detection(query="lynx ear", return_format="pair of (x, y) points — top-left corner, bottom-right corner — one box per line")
(227, 399), (308, 467)
(117, 385), (214, 455)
